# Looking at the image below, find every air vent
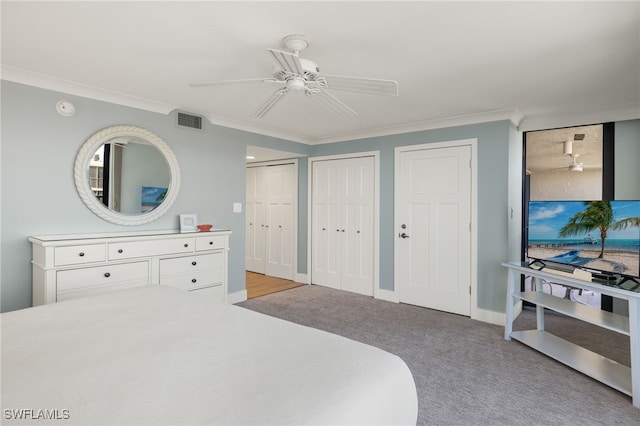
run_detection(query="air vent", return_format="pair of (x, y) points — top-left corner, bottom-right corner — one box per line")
(177, 112), (203, 130)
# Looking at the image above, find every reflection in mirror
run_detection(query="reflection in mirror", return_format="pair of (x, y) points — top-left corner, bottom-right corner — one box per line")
(525, 124), (603, 201)
(75, 125), (180, 226)
(88, 138), (170, 214)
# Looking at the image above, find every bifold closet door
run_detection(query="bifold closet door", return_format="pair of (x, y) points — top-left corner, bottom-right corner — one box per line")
(312, 157), (374, 296)
(246, 164), (295, 280)
(246, 167), (266, 274)
(264, 165), (294, 280)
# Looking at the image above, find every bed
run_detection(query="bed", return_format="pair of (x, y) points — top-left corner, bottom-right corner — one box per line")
(1, 286), (418, 425)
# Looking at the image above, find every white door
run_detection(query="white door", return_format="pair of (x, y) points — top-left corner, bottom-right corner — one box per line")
(396, 145), (472, 316)
(246, 164), (295, 280)
(246, 167), (266, 273)
(265, 165), (294, 280)
(341, 158), (374, 295)
(311, 157), (374, 296)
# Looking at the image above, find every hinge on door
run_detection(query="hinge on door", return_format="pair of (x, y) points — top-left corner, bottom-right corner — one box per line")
(469, 159), (472, 168)
(469, 286), (471, 295)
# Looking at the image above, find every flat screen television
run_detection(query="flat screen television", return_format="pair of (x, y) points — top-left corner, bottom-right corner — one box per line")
(527, 200), (640, 288)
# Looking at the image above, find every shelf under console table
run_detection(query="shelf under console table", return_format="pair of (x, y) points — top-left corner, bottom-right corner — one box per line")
(502, 261), (639, 408)
(30, 229), (231, 305)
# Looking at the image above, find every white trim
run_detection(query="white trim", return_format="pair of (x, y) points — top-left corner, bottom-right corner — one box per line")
(394, 138), (478, 317)
(2, 66), (177, 115)
(519, 102), (640, 132)
(472, 307), (508, 326)
(245, 159), (298, 282)
(295, 272), (309, 285)
(376, 288), (399, 303)
(228, 289), (248, 305)
(307, 151), (380, 298)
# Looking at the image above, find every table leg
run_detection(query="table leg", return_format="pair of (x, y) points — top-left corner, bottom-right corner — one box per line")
(505, 269), (516, 340)
(535, 276), (545, 331)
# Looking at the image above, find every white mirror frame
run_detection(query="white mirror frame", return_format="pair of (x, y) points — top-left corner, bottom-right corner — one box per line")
(74, 125), (181, 225)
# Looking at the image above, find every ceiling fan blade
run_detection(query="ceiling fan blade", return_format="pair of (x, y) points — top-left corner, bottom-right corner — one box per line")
(308, 89), (357, 119)
(252, 88), (289, 119)
(190, 78), (280, 88)
(320, 74), (398, 96)
(267, 48), (303, 75)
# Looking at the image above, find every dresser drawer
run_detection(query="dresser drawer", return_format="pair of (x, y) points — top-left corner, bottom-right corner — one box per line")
(54, 244), (106, 266)
(57, 261), (149, 292)
(108, 237), (194, 260)
(160, 253), (223, 276)
(195, 235), (226, 251)
(160, 269), (224, 291)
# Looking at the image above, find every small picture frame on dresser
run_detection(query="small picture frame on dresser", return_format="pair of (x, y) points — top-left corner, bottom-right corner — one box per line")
(179, 214), (198, 233)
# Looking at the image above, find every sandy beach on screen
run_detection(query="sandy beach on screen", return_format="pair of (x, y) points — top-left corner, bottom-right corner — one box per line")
(528, 247), (639, 277)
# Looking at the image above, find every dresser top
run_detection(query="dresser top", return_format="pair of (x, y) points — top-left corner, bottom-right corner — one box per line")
(29, 229), (231, 243)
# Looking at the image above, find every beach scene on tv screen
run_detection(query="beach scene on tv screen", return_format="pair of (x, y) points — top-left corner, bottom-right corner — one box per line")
(528, 201), (640, 277)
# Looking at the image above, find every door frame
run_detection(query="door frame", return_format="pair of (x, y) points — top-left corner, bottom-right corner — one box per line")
(307, 151), (380, 298)
(394, 139), (478, 317)
(246, 159), (298, 281)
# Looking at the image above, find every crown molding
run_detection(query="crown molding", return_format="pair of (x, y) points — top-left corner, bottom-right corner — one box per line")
(205, 113), (312, 145)
(1, 65), (177, 115)
(519, 102), (640, 132)
(308, 108), (525, 145)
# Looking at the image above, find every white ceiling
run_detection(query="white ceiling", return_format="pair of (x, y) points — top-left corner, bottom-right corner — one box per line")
(2, 1), (639, 146)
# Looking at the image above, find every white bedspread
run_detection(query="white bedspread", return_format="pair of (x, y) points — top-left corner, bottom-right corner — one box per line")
(2, 286), (417, 425)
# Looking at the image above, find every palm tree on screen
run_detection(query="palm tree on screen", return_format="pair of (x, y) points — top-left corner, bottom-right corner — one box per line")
(558, 201), (614, 258)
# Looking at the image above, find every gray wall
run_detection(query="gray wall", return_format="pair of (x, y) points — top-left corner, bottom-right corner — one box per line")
(2, 81), (637, 315)
(311, 121), (514, 313)
(615, 119), (640, 200)
(0, 81), (311, 312)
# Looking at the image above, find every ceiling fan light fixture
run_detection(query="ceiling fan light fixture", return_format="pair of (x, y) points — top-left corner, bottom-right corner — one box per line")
(287, 77), (306, 91)
(568, 162), (583, 172)
(563, 140), (573, 155)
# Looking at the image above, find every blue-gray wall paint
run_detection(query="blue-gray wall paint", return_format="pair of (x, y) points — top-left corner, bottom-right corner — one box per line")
(311, 121), (513, 312)
(2, 81), (638, 314)
(0, 81), (311, 312)
(615, 119), (640, 200)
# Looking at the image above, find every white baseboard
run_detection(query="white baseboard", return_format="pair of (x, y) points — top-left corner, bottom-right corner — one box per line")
(295, 272), (309, 284)
(228, 289), (247, 304)
(472, 306), (510, 326)
(375, 288), (399, 303)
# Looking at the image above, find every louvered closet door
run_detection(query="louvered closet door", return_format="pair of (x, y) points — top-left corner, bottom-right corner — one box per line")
(246, 167), (266, 274)
(312, 157), (374, 296)
(265, 165), (294, 280)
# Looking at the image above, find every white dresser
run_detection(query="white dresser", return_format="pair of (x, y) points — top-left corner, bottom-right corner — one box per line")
(30, 229), (231, 305)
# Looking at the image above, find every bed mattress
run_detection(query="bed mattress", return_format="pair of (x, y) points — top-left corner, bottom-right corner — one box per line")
(2, 285), (417, 425)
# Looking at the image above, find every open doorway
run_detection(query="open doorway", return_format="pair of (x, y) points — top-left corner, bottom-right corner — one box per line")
(522, 123), (614, 309)
(246, 146), (306, 298)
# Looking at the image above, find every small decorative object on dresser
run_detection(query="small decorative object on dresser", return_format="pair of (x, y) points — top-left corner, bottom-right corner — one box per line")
(29, 229), (231, 305)
(197, 224), (213, 232)
(179, 213), (198, 232)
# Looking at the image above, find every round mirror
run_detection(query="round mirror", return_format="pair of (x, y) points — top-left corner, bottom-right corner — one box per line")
(74, 125), (180, 225)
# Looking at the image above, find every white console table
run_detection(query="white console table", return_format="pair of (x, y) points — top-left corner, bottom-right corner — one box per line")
(503, 261), (639, 408)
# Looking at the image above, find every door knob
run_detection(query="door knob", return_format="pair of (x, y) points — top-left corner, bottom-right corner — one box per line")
(399, 232), (410, 239)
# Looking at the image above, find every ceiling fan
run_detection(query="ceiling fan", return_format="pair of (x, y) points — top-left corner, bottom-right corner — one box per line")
(190, 34), (398, 119)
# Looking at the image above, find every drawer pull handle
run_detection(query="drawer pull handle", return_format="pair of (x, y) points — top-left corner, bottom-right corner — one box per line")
(104, 272), (111, 278)
(209, 241), (213, 245)
(79, 252), (85, 257)
(184, 244), (189, 248)
(191, 278), (197, 283)
(192, 261), (197, 266)
(118, 249), (123, 254)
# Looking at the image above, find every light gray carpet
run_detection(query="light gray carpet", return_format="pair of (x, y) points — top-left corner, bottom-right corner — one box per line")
(238, 285), (639, 425)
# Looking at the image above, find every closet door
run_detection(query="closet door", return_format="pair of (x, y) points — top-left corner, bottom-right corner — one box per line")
(311, 157), (374, 295)
(311, 161), (342, 289)
(341, 158), (374, 295)
(265, 165), (295, 280)
(246, 167), (266, 273)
